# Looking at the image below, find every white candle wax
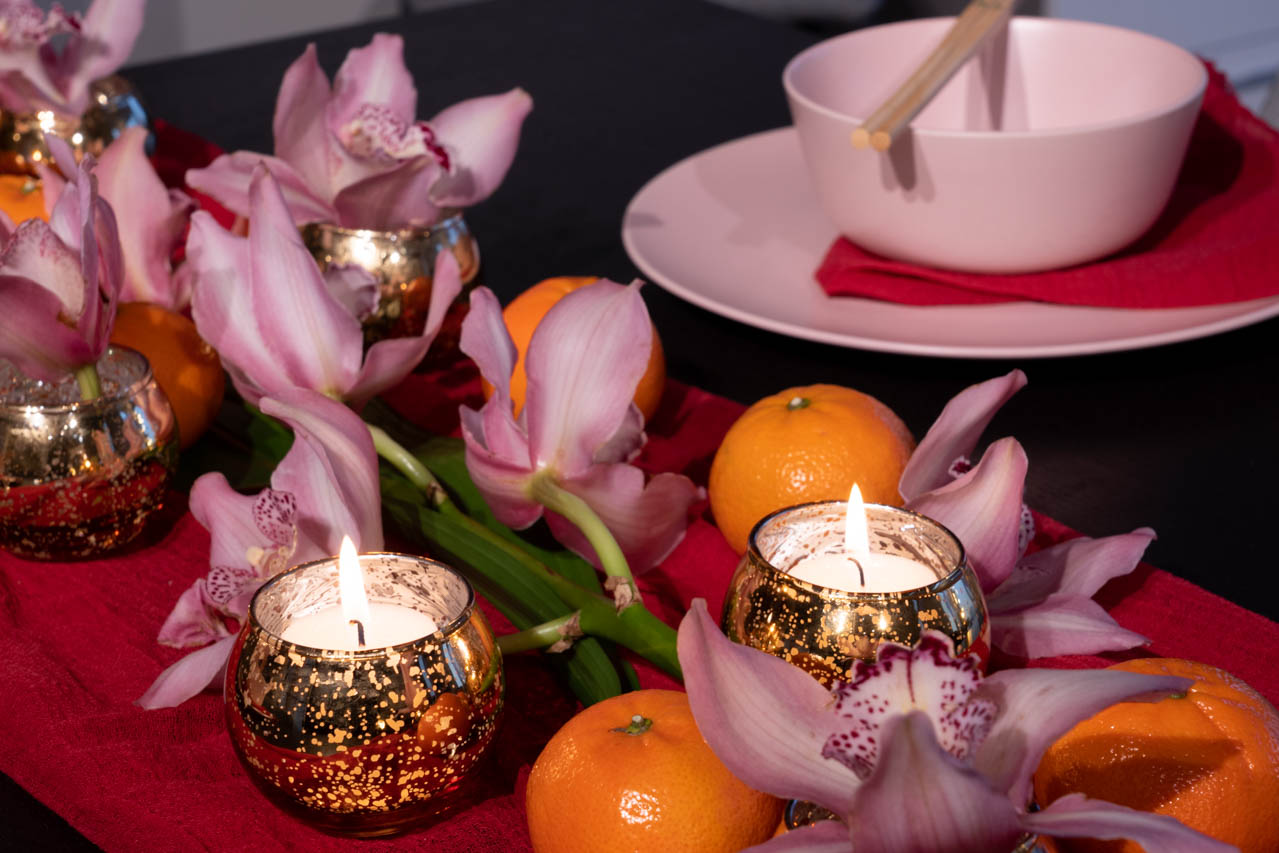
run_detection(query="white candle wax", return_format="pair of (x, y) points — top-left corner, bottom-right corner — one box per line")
(281, 601), (439, 650)
(788, 550), (937, 593)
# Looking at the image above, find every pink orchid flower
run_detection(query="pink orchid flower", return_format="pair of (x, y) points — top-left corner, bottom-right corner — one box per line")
(41, 126), (197, 309)
(185, 163), (460, 407)
(900, 371), (1151, 658)
(186, 33), (532, 230)
(138, 388), (383, 710)
(0, 140), (122, 383)
(458, 281), (700, 574)
(679, 600), (1235, 853)
(0, 0), (145, 115)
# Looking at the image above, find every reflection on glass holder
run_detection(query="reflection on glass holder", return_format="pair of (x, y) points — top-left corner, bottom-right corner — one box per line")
(722, 500), (990, 686)
(225, 552), (504, 838)
(0, 75), (149, 175)
(301, 214), (481, 367)
(0, 346), (178, 560)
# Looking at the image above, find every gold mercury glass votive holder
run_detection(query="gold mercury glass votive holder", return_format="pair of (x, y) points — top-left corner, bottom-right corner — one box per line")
(225, 552), (504, 837)
(722, 501), (990, 687)
(301, 214), (481, 367)
(0, 345), (178, 559)
(0, 75), (149, 175)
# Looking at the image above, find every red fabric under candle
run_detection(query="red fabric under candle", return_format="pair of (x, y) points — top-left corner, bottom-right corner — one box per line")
(816, 65), (1279, 308)
(1, 374), (1277, 853)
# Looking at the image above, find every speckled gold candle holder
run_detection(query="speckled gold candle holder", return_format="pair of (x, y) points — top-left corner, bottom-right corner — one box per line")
(722, 501), (990, 685)
(225, 553), (503, 838)
(0, 346), (177, 560)
(300, 215), (480, 367)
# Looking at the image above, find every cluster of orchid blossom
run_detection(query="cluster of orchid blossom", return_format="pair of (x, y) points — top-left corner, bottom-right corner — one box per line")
(0, 0), (144, 116)
(187, 33), (532, 231)
(898, 370), (1153, 660)
(677, 602), (1234, 852)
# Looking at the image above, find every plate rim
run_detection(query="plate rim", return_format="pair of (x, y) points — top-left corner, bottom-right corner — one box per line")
(621, 126), (1279, 359)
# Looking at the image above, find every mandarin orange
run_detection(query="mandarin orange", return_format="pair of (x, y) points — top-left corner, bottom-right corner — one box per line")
(109, 302), (226, 449)
(1034, 657), (1279, 853)
(525, 689), (783, 853)
(493, 276), (666, 421)
(0, 174), (46, 224)
(708, 383), (915, 554)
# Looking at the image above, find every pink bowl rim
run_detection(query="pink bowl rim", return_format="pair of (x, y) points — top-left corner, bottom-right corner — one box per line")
(782, 16), (1209, 141)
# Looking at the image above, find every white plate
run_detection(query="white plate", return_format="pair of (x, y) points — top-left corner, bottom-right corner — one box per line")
(621, 127), (1279, 359)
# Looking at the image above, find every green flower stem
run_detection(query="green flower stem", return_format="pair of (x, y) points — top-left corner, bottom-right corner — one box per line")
(497, 612), (580, 655)
(368, 424), (448, 507)
(432, 501), (680, 679)
(74, 363), (101, 401)
(527, 470), (639, 602)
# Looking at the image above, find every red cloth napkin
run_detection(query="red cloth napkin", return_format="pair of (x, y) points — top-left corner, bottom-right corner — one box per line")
(816, 65), (1279, 307)
(1, 374), (1279, 853)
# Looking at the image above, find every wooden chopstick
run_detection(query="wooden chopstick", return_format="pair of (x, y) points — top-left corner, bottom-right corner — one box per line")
(851, 0), (1017, 152)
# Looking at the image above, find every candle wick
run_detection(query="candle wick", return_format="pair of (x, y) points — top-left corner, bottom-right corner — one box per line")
(848, 556), (866, 588)
(349, 618), (367, 647)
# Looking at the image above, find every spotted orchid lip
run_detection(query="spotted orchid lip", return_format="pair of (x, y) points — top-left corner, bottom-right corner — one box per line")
(822, 633), (996, 779)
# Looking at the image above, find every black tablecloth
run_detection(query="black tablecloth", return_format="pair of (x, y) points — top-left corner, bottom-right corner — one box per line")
(7, 0), (1279, 848)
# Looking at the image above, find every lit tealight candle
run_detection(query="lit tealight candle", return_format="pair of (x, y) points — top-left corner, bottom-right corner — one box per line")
(279, 537), (439, 649)
(788, 485), (938, 593)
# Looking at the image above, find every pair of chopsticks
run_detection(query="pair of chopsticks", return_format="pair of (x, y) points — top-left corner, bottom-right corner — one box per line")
(851, 0), (1017, 152)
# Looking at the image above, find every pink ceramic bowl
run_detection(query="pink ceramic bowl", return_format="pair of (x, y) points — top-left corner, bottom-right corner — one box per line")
(783, 17), (1207, 274)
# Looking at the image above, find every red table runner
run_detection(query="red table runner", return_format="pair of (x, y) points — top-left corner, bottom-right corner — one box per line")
(2, 375), (1277, 853)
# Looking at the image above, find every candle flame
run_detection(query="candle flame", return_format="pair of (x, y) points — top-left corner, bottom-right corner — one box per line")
(844, 484), (871, 562)
(337, 536), (372, 643)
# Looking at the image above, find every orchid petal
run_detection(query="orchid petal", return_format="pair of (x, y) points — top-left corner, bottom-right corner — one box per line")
(457, 286), (539, 526)
(1023, 793), (1238, 852)
(743, 821), (851, 853)
(186, 152), (337, 225)
(136, 635), (236, 710)
(847, 711), (1025, 853)
(0, 274), (95, 379)
(272, 43), (335, 199)
(991, 597), (1149, 658)
(155, 580), (232, 648)
(347, 249), (462, 406)
(322, 263), (379, 321)
(458, 408), (541, 530)
(247, 166), (364, 399)
(458, 286), (526, 459)
(97, 126), (194, 307)
(189, 472), (295, 612)
(0, 218), (86, 315)
(187, 210), (278, 405)
(989, 529), (1156, 613)
(525, 279), (651, 476)
(331, 156), (446, 229)
(261, 388), (384, 559)
(822, 634), (994, 778)
(56, 0), (145, 115)
(548, 465), (700, 573)
(0, 3), (78, 109)
(677, 600), (859, 815)
(906, 436), (1027, 592)
(592, 403), (645, 463)
(429, 88), (533, 208)
(327, 33), (416, 138)
(972, 668), (1193, 808)
(899, 370), (1027, 500)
